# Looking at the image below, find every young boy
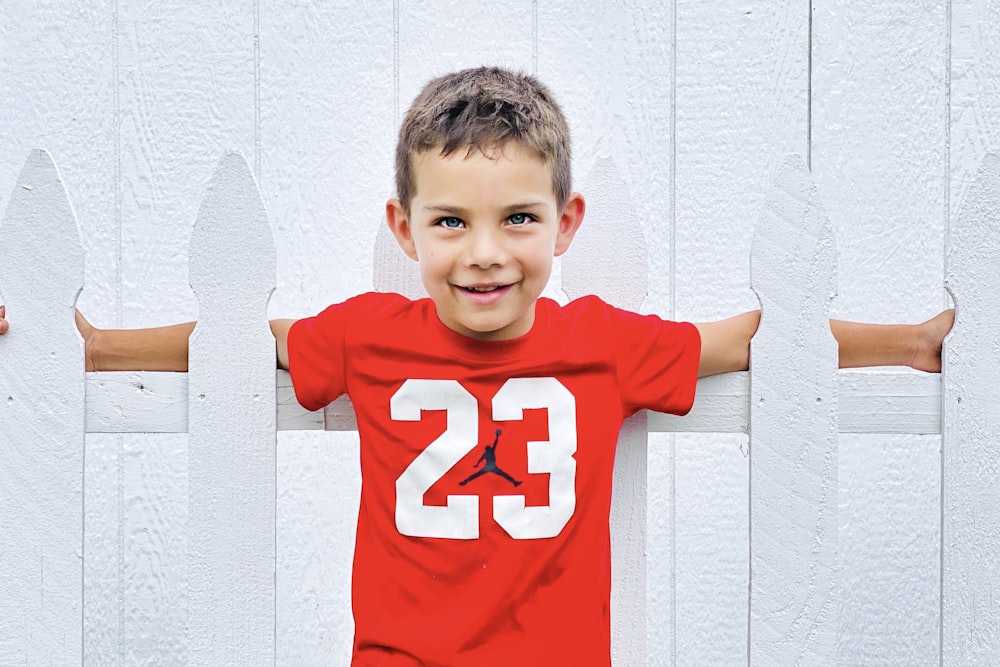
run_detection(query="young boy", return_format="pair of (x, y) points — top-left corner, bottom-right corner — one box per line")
(0, 67), (952, 665)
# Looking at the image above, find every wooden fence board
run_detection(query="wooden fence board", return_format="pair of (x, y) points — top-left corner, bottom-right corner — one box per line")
(943, 152), (1000, 665)
(0, 150), (85, 664)
(186, 153), (277, 663)
(564, 157), (648, 666)
(85, 368), (943, 437)
(750, 156), (839, 664)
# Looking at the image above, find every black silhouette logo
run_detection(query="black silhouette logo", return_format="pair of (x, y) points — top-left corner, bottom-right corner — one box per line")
(459, 429), (522, 487)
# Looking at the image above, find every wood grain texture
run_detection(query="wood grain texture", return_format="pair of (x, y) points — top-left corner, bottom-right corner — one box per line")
(84, 368), (943, 437)
(564, 157), (649, 666)
(946, 3), (1000, 663)
(812, 3), (948, 660)
(943, 153), (1000, 665)
(750, 156), (839, 664)
(950, 0), (1000, 222)
(114, 2), (257, 661)
(0, 150), (84, 664)
(258, 2), (394, 661)
(0, 5), (119, 660)
(673, 1), (810, 661)
(187, 153), (276, 663)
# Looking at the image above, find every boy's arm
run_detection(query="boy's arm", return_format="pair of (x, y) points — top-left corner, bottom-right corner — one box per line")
(694, 309), (954, 377)
(0, 306), (295, 371)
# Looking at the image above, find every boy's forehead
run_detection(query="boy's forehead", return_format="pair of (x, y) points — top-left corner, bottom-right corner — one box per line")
(411, 142), (557, 203)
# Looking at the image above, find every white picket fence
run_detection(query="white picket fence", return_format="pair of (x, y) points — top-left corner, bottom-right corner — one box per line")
(0, 148), (998, 665)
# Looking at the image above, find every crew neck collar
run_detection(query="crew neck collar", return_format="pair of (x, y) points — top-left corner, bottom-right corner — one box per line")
(424, 298), (554, 364)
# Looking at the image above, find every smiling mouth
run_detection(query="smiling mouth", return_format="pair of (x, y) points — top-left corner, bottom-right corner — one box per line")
(459, 284), (510, 293)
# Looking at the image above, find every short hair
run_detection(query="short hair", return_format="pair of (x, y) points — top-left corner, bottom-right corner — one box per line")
(395, 66), (572, 213)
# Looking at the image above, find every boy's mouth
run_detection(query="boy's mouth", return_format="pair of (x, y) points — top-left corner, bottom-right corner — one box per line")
(455, 282), (514, 302)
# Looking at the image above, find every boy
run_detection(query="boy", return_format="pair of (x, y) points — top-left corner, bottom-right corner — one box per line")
(0, 67), (952, 665)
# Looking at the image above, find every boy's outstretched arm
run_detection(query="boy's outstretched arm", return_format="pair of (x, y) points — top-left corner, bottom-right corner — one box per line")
(0, 305), (295, 372)
(694, 309), (954, 377)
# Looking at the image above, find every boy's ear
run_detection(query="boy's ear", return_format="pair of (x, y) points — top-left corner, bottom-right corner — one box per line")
(386, 198), (419, 261)
(553, 192), (585, 257)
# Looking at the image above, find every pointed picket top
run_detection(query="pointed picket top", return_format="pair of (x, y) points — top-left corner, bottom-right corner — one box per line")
(563, 157), (648, 310)
(189, 152), (275, 311)
(0, 149), (84, 311)
(942, 152), (1000, 664)
(749, 155), (839, 664)
(374, 218), (425, 298)
(186, 152), (276, 663)
(0, 149), (84, 663)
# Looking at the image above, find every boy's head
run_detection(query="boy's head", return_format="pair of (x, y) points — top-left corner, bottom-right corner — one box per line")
(386, 67), (585, 342)
(395, 66), (572, 213)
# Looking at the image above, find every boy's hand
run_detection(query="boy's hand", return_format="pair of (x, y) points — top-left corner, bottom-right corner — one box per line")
(907, 309), (954, 373)
(0, 304), (7, 335)
(75, 309), (99, 371)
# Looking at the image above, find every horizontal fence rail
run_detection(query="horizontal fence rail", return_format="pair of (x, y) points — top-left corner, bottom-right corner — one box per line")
(83, 368), (944, 435)
(1, 149), (998, 665)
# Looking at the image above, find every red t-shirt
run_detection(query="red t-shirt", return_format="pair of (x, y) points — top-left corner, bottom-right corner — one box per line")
(287, 293), (700, 666)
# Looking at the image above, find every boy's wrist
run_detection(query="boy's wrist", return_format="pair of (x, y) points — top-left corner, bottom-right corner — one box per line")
(904, 323), (924, 369)
(85, 325), (104, 372)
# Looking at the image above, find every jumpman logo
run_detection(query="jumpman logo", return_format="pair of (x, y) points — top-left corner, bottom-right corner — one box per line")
(459, 429), (522, 487)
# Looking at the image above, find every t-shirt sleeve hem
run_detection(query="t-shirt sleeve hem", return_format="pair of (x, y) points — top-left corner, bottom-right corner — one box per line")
(287, 317), (332, 412)
(669, 321), (702, 416)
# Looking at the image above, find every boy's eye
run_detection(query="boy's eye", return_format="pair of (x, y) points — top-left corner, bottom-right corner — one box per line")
(508, 213), (534, 225)
(436, 217), (464, 229)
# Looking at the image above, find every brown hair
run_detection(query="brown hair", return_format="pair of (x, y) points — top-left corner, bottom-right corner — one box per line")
(395, 66), (571, 213)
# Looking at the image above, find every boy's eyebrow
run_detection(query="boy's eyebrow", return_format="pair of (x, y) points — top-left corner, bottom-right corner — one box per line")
(423, 202), (549, 214)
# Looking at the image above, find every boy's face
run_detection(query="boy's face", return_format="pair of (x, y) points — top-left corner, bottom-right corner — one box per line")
(386, 142), (584, 341)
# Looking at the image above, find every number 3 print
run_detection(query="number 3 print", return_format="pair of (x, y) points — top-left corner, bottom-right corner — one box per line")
(391, 377), (577, 540)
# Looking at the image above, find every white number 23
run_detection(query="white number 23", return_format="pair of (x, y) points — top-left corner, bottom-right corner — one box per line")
(391, 377), (577, 540)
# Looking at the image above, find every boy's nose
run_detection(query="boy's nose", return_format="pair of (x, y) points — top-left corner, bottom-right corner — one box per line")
(464, 228), (508, 268)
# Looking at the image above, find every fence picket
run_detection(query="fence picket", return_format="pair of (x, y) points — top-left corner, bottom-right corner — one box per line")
(186, 153), (277, 663)
(564, 156), (649, 666)
(0, 150), (85, 664)
(750, 155), (839, 663)
(943, 152), (1000, 665)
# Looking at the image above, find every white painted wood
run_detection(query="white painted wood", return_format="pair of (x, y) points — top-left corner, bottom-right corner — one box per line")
(946, 2), (1000, 662)
(836, 371), (941, 435)
(186, 153), (276, 663)
(950, 0), (1000, 223)
(749, 155), (839, 664)
(260, 3), (394, 661)
(813, 5), (948, 660)
(0, 150), (84, 664)
(0, 5), (119, 662)
(117, 5), (257, 660)
(564, 157), (648, 667)
(86, 368), (944, 437)
(943, 153), (1000, 665)
(673, 2), (810, 660)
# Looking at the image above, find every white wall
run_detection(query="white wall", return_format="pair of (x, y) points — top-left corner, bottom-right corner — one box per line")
(1, 1), (997, 664)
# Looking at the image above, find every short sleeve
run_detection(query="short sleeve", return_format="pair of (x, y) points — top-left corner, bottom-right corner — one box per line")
(611, 307), (701, 417)
(287, 301), (352, 412)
